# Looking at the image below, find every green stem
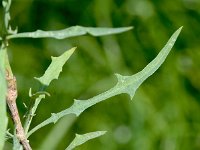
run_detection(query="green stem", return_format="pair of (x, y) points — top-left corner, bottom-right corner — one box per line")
(23, 93), (45, 134)
(23, 85), (47, 134)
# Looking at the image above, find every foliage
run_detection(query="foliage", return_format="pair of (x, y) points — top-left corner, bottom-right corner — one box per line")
(0, 0), (187, 150)
(28, 27), (181, 138)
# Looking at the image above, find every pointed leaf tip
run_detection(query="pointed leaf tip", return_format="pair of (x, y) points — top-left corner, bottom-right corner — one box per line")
(178, 26), (183, 31)
(115, 73), (123, 81)
(87, 26), (133, 36)
(174, 26), (183, 37)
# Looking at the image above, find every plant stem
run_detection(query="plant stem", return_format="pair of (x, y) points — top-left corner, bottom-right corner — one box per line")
(5, 61), (32, 150)
(2, 0), (32, 149)
(24, 94), (45, 134)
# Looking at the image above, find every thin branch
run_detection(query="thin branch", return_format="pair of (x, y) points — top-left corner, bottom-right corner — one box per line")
(23, 94), (45, 134)
(6, 71), (32, 150)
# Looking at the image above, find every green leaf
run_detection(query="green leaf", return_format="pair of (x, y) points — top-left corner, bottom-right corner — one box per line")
(35, 47), (76, 86)
(7, 26), (133, 39)
(28, 27), (182, 137)
(0, 48), (8, 150)
(65, 131), (106, 150)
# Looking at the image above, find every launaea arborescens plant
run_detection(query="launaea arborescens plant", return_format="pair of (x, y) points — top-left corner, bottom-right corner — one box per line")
(0, 0), (182, 149)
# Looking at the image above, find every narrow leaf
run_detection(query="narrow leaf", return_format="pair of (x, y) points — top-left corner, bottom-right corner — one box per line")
(0, 48), (8, 150)
(65, 131), (106, 150)
(28, 27), (182, 137)
(7, 26), (133, 39)
(35, 47), (76, 86)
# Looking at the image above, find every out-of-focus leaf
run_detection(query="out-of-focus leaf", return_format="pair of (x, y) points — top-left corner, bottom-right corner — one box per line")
(38, 116), (76, 150)
(7, 26), (133, 39)
(65, 131), (106, 150)
(28, 27), (182, 137)
(0, 47), (8, 150)
(35, 47), (76, 86)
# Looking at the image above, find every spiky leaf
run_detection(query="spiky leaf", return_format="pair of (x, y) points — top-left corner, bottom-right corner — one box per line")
(35, 47), (76, 86)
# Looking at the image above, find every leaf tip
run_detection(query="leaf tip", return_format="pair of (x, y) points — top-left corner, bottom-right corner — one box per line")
(119, 26), (134, 33)
(100, 131), (107, 135)
(125, 90), (136, 100)
(179, 26), (183, 30)
(115, 73), (125, 81)
(74, 99), (81, 103)
(69, 46), (77, 52)
(129, 94), (135, 100)
(115, 73), (122, 79)
(115, 73), (129, 84)
(34, 76), (39, 82)
(176, 26), (183, 35)
(127, 26), (134, 30)
(64, 47), (76, 58)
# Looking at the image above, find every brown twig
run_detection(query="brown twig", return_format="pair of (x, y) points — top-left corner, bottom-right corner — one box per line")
(6, 70), (32, 150)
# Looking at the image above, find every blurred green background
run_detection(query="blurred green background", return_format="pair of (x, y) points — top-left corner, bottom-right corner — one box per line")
(2, 0), (200, 149)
